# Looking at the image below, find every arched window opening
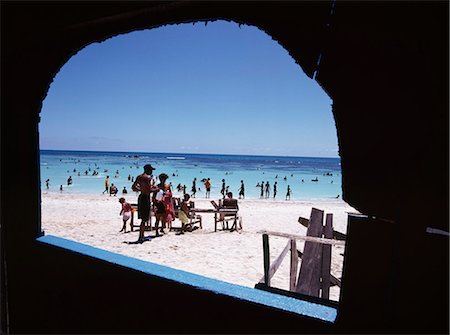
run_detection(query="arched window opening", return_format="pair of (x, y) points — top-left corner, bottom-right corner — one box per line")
(39, 21), (356, 303)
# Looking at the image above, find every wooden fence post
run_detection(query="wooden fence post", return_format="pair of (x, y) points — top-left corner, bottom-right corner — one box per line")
(290, 239), (298, 291)
(263, 234), (270, 286)
(321, 213), (333, 299)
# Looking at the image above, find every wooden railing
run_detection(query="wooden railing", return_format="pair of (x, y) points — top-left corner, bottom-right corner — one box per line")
(257, 208), (346, 299)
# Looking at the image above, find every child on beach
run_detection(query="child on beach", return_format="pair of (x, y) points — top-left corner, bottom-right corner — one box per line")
(119, 197), (132, 233)
(177, 193), (191, 235)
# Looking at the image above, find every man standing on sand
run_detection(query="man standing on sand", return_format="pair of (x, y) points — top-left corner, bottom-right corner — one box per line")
(238, 180), (245, 199)
(132, 164), (157, 243)
(204, 178), (211, 198)
(102, 176), (110, 194)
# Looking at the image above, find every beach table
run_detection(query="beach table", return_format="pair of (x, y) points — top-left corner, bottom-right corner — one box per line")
(190, 208), (240, 232)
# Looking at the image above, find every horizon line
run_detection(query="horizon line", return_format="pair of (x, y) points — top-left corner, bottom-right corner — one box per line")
(40, 148), (340, 160)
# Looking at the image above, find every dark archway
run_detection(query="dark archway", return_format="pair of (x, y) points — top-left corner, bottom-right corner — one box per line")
(2, 2), (448, 333)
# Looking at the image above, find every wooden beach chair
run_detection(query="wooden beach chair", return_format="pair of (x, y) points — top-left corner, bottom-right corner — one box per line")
(130, 203), (155, 231)
(210, 200), (242, 232)
(172, 198), (202, 232)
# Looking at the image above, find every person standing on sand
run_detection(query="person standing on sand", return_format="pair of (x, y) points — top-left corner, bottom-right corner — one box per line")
(119, 197), (132, 233)
(273, 182), (277, 199)
(238, 180), (245, 199)
(153, 173), (174, 236)
(260, 181), (264, 198)
(265, 181), (270, 198)
(102, 176), (110, 194)
(204, 178), (211, 198)
(221, 179), (226, 198)
(132, 164), (157, 243)
(191, 178), (197, 198)
(286, 185), (292, 200)
(45, 179), (50, 189)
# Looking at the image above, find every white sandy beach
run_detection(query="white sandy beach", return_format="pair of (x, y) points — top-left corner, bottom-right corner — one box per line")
(41, 191), (356, 301)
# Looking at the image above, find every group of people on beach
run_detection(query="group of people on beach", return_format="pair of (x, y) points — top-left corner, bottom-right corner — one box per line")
(255, 181), (292, 200)
(119, 164), (192, 243)
(119, 164), (245, 243)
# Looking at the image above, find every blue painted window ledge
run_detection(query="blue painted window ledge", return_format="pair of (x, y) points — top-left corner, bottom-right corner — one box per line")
(37, 235), (337, 323)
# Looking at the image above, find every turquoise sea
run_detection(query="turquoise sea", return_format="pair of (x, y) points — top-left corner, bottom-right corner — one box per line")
(40, 150), (342, 200)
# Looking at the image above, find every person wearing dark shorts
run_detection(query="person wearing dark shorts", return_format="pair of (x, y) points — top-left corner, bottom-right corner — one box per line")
(138, 193), (151, 222)
(132, 164), (157, 243)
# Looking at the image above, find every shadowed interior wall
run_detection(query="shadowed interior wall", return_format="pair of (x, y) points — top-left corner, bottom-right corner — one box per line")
(2, 1), (448, 333)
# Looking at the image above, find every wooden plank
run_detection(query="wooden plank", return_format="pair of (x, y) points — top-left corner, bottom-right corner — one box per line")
(290, 239), (298, 291)
(258, 240), (292, 284)
(296, 249), (341, 288)
(268, 240), (291, 280)
(295, 208), (324, 297)
(263, 234), (270, 286)
(298, 216), (346, 241)
(321, 213), (333, 299)
(257, 230), (345, 246)
(298, 217), (310, 228)
(333, 230), (347, 241)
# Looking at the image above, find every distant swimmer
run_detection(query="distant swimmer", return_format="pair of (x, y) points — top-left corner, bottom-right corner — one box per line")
(59, 185), (63, 191)
(122, 186), (128, 194)
(67, 176), (73, 186)
(286, 185), (292, 200)
(336, 195), (340, 199)
(283, 176), (287, 181)
(311, 177), (319, 182)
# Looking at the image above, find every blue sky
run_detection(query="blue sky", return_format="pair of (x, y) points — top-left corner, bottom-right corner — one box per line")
(40, 20), (338, 157)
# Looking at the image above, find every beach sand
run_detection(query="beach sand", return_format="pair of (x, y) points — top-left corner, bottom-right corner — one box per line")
(41, 191), (356, 301)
